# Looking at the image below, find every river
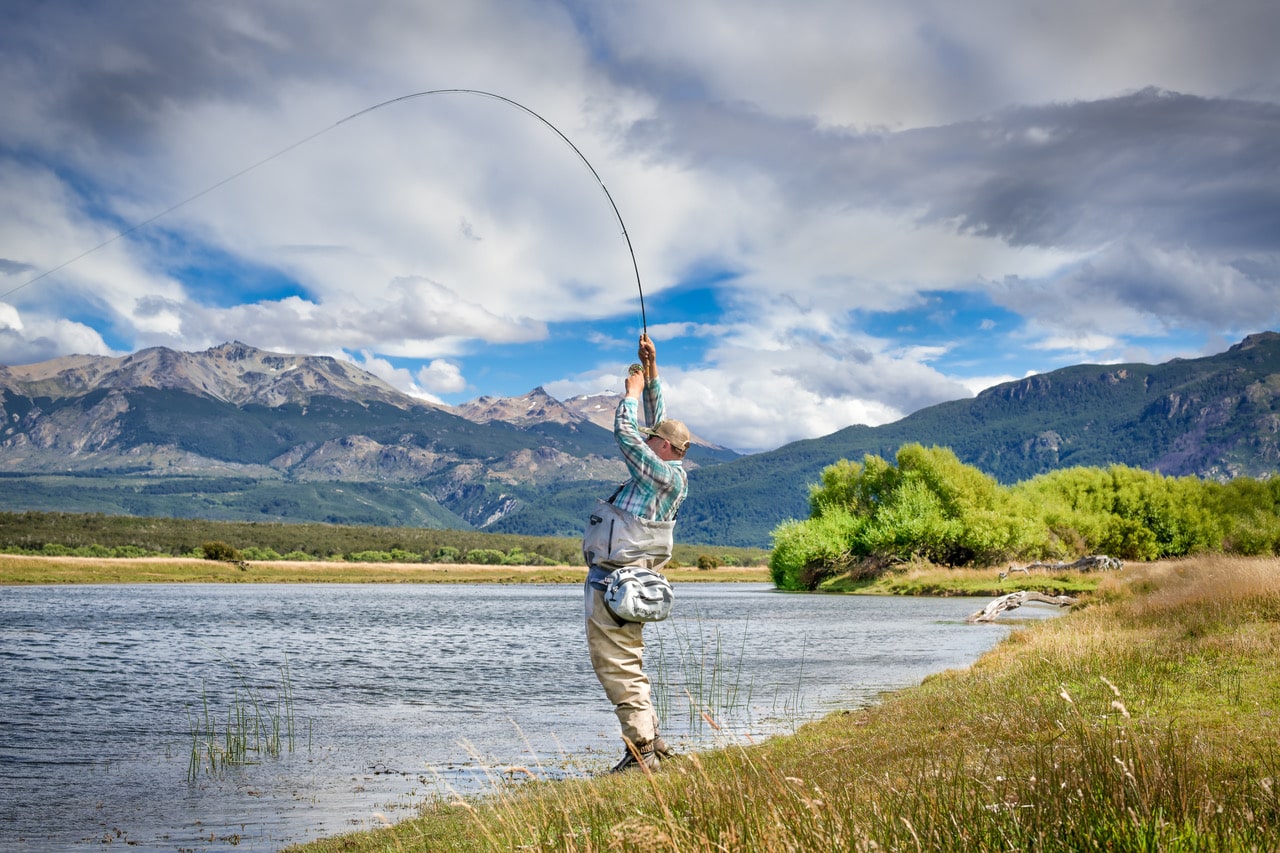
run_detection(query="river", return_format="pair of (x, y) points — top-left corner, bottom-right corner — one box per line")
(0, 582), (1058, 851)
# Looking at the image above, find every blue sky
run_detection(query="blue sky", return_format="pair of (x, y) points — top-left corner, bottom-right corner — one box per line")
(2, 1), (1278, 452)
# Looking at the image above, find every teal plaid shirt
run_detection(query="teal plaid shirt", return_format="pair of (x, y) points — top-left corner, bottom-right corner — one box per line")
(610, 377), (687, 522)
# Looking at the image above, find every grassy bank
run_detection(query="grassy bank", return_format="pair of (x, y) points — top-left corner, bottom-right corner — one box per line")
(286, 555), (1280, 852)
(831, 562), (1103, 597)
(0, 554), (770, 585)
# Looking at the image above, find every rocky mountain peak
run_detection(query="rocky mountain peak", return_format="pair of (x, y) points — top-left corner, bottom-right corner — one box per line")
(454, 386), (587, 426)
(0, 342), (417, 409)
(1230, 331), (1280, 352)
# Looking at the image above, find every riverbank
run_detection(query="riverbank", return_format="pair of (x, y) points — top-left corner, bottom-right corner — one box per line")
(0, 553), (769, 585)
(0, 553), (1099, 596)
(286, 554), (1280, 852)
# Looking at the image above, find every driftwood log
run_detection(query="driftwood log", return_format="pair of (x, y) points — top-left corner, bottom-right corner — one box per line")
(967, 590), (1078, 623)
(1024, 554), (1123, 572)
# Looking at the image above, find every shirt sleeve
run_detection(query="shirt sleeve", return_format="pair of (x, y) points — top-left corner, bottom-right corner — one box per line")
(615, 396), (683, 491)
(642, 377), (664, 427)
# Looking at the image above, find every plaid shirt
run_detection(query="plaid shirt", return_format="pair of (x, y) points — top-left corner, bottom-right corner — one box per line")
(610, 377), (687, 522)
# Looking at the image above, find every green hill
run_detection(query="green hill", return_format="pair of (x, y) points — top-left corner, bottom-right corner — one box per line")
(681, 332), (1280, 547)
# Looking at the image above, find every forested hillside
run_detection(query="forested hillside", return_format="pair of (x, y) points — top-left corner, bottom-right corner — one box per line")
(683, 332), (1280, 546)
(4, 335), (1279, 549)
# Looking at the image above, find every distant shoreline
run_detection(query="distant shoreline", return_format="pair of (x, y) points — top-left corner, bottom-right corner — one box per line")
(0, 553), (772, 585)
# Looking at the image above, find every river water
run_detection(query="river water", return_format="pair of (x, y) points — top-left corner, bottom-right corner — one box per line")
(0, 582), (1057, 851)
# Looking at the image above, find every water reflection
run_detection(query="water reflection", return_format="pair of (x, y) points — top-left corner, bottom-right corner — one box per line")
(0, 582), (1057, 851)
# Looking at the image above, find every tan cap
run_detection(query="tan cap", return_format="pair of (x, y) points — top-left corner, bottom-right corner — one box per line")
(641, 419), (691, 453)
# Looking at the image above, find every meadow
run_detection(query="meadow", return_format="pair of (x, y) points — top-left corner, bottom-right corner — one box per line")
(282, 555), (1280, 852)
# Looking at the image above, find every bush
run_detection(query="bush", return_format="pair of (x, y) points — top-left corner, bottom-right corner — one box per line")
(201, 541), (242, 562)
(111, 545), (154, 558)
(696, 554), (721, 570)
(347, 550), (393, 562)
(770, 508), (861, 590)
(465, 548), (506, 565)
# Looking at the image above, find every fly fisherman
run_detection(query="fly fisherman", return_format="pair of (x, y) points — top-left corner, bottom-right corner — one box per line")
(583, 333), (690, 772)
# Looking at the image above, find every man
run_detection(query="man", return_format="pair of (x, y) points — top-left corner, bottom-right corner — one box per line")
(583, 333), (690, 772)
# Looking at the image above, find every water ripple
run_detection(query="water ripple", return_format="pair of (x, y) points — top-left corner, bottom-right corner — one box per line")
(0, 582), (1053, 852)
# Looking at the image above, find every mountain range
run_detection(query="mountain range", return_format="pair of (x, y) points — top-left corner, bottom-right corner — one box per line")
(3, 333), (1279, 547)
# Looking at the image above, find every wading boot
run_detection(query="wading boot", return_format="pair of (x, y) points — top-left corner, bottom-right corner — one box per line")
(610, 738), (661, 773)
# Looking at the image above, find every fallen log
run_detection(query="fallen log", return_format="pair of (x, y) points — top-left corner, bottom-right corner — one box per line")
(1024, 554), (1123, 572)
(967, 590), (1078, 623)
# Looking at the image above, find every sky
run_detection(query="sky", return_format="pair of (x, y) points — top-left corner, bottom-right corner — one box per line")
(2, 1), (1278, 453)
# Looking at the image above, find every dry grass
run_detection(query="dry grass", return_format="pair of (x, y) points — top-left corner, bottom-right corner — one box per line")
(287, 556), (1280, 852)
(829, 561), (1104, 597)
(0, 554), (770, 585)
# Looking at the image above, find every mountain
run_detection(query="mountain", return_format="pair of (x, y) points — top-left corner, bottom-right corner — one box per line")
(682, 332), (1280, 546)
(457, 386), (736, 455)
(0, 342), (630, 532)
(4, 334), (1279, 548)
(0, 341), (735, 537)
(454, 387), (585, 426)
(562, 392), (621, 431)
(0, 340), (411, 409)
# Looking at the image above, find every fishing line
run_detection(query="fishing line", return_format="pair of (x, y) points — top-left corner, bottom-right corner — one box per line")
(3, 88), (648, 335)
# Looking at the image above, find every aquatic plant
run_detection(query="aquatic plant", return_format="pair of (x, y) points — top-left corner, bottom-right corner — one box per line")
(647, 610), (812, 742)
(187, 659), (300, 781)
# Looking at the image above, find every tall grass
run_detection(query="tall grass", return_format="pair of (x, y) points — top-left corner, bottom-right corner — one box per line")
(286, 555), (1280, 852)
(649, 611), (762, 739)
(187, 659), (301, 781)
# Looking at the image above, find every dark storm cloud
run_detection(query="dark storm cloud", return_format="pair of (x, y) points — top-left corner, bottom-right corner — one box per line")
(641, 88), (1280, 256)
(2, 2), (345, 152)
(924, 90), (1280, 252)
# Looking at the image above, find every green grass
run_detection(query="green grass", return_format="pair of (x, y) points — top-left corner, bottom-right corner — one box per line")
(283, 555), (1280, 852)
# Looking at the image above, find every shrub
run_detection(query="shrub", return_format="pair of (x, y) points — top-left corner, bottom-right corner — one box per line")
(347, 550), (393, 562)
(201, 541), (242, 562)
(770, 507), (861, 590)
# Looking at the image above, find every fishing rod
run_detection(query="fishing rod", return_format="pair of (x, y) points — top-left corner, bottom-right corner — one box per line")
(3, 88), (648, 336)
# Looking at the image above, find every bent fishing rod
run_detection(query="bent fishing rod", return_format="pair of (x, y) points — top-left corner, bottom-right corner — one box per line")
(4, 88), (648, 336)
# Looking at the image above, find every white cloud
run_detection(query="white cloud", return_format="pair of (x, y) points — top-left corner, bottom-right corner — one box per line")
(2, 0), (1279, 452)
(957, 373), (1021, 395)
(587, 0), (1280, 129)
(0, 302), (22, 332)
(416, 359), (468, 396)
(0, 304), (118, 365)
(1029, 333), (1121, 355)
